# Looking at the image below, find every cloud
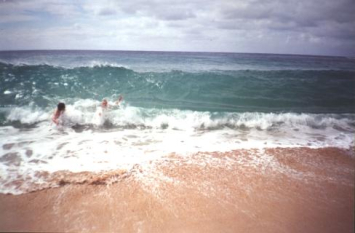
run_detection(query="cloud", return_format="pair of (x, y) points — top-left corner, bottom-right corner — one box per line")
(101, 0), (199, 21)
(0, 0), (354, 56)
(97, 8), (117, 16)
(0, 14), (38, 24)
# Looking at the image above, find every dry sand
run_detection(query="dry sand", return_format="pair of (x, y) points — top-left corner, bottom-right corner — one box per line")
(0, 148), (354, 232)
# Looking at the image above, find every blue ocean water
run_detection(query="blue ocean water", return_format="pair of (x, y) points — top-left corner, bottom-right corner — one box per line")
(1, 51), (355, 114)
(0, 50), (354, 194)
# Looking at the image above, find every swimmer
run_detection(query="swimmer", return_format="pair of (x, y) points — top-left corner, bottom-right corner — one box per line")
(99, 95), (123, 116)
(52, 102), (65, 125)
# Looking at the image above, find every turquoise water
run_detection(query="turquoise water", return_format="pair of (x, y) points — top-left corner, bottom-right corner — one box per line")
(1, 51), (355, 115)
(1, 50), (354, 133)
(0, 51), (354, 194)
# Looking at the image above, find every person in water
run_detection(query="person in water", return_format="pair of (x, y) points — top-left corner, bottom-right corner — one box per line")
(99, 95), (123, 116)
(52, 102), (65, 125)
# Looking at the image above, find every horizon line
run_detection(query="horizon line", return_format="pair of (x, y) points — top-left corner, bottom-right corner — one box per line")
(0, 49), (353, 59)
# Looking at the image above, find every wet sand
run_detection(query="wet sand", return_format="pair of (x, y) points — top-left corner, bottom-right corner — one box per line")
(0, 148), (354, 232)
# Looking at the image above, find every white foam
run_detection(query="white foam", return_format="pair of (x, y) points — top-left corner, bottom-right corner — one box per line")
(85, 60), (129, 69)
(0, 60), (130, 70)
(1, 102), (354, 194)
(15, 93), (23, 99)
(3, 101), (355, 145)
(6, 107), (50, 124)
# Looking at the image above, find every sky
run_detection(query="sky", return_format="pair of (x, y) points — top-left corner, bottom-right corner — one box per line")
(0, 0), (354, 56)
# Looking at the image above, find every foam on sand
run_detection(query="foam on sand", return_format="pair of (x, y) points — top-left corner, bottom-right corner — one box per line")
(0, 148), (353, 232)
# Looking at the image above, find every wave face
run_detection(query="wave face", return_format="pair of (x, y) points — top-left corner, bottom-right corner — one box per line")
(1, 62), (354, 114)
(0, 51), (355, 194)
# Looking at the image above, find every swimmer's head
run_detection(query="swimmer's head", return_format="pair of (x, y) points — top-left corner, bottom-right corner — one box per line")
(102, 99), (108, 107)
(57, 102), (65, 112)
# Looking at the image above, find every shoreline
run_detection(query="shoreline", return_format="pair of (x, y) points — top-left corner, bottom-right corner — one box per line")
(0, 147), (354, 232)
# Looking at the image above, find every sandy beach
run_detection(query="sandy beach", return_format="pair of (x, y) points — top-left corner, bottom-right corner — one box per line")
(0, 147), (353, 232)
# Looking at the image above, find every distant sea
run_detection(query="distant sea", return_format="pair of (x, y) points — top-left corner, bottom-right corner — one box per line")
(0, 50), (354, 194)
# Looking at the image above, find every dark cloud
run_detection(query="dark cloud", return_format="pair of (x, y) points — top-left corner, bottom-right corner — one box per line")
(218, 0), (355, 28)
(98, 8), (117, 16)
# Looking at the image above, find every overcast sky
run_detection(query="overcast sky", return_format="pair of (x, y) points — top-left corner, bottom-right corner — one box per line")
(0, 0), (354, 56)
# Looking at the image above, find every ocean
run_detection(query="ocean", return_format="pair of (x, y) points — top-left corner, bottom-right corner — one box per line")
(0, 50), (354, 195)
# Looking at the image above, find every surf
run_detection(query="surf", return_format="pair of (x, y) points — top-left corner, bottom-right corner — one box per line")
(1, 51), (355, 195)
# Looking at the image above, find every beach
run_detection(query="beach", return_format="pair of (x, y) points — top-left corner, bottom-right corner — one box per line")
(1, 147), (353, 232)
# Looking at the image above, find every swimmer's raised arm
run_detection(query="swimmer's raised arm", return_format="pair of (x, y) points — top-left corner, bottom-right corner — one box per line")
(115, 95), (123, 105)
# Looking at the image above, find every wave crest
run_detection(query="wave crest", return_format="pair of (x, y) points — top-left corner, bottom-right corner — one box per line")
(0, 61), (130, 70)
(4, 102), (355, 132)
